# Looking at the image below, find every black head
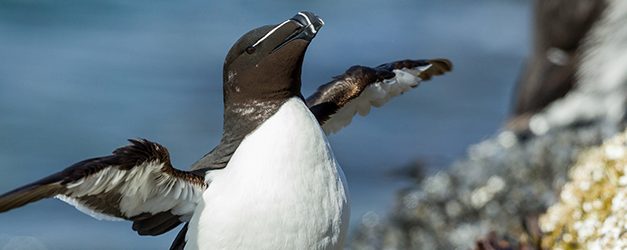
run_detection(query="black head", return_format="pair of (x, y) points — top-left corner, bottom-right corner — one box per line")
(190, 12), (324, 170)
(222, 11), (324, 104)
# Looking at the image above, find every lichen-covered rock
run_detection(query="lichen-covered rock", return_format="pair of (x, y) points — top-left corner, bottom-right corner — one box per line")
(348, 123), (613, 250)
(539, 129), (627, 249)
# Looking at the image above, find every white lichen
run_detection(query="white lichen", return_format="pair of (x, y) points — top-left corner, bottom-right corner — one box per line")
(540, 129), (627, 249)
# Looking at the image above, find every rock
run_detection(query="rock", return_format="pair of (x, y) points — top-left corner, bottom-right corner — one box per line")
(348, 124), (609, 250)
(539, 129), (627, 249)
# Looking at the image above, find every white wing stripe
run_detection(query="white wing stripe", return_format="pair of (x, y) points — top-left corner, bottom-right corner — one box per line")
(322, 66), (427, 134)
(56, 195), (123, 221)
(54, 161), (204, 220)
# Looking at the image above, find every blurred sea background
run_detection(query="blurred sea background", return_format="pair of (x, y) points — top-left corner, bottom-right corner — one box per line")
(0, 0), (530, 249)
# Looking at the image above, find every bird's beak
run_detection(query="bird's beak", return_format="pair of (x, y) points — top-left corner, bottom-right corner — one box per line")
(273, 11), (324, 52)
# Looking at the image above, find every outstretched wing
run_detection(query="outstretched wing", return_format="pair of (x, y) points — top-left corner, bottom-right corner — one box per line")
(306, 58), (452, 134)
(0, 139), (206, 236)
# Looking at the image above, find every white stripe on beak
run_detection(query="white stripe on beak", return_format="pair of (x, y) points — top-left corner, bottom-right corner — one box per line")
(297, 12), (317, 34)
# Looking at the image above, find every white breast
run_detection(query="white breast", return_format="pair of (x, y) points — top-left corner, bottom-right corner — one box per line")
(186, 97), (350, 250)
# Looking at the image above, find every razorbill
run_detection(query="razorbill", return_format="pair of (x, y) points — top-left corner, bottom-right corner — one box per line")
(0, 11), (452, 250)
(507, 0), (605, 134)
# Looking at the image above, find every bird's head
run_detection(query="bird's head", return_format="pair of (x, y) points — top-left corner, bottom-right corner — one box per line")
(222, 11), (324, 103)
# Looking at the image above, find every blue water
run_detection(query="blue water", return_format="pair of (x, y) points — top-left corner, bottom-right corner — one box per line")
(0, 0), (530, 249)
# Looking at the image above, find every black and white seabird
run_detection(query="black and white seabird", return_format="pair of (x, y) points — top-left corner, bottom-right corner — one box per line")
(0, 11), (452, 250)
(507, 0), (605, 134)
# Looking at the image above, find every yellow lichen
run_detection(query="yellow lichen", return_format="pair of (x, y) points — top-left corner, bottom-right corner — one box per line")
(539, 129), (627, 249)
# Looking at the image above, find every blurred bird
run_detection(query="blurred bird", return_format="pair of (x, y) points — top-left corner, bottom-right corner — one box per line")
(0, 11), (451, 250)
(528, 0), (627, 135)
(508, 0), (605, 135)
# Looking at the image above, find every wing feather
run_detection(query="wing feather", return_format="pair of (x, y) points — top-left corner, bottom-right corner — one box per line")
(0, 138), (207, 235)
(306, 58), (452, 134)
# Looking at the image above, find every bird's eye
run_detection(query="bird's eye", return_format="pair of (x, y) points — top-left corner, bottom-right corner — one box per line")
(245, 46), (256, 54)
